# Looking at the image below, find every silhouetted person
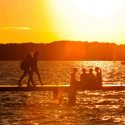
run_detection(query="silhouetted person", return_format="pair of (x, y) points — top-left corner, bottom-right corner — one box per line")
(18, 54), (35, 87)
(80, 68), (88, 87)
(69, 68), (78, 105)
(31, 51), (42, 85)
(95, 67), (102, 87)
(70, 68), (79, 87)
(88, 68), (96, 88)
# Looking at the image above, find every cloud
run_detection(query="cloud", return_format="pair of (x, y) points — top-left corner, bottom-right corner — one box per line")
(0, 27), (31, 30)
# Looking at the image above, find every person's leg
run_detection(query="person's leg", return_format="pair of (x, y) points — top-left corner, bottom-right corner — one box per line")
(35, 69), (42, 84)
(27, 70), (35, 87)
(27, 75), (31, 87)
(18, 71), (27, 86)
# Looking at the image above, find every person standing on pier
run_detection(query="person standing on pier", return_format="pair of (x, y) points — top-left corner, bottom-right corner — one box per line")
(31, 50), (43, 85)
(70, 68), (79, 87)
(80, 68), (88, 87)
(69, 68), (79, 105)
(87, 68), (96, 88)
(95, 67), (102, 87)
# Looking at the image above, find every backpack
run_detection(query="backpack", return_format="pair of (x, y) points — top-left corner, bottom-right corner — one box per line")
(20, 59), (28, 70)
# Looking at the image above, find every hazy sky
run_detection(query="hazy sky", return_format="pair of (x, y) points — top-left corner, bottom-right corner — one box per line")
(0, 0), (125, 44)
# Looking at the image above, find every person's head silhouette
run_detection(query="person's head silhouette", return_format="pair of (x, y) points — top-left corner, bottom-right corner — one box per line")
(72, 68), (77, 73)
(95, 67), (100, 72)
(82, 68), (86, 73)
(89, 68), (93, 73)
(33, 50), (39, 57)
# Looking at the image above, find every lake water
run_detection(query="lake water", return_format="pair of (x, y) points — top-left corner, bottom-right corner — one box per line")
(0, 61), (125, 125)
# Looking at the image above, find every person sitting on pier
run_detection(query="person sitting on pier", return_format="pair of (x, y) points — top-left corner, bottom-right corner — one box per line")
(80, 68), (88, 87)
(18, 54), (35, 87)
(87, 68), (97, 88)
(70, 68), (80, 87)
(95, 67), (102, 87)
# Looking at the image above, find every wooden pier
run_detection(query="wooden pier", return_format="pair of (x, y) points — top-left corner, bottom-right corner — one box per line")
(0, 84), (125, 92)
(0, 85), (70, 92)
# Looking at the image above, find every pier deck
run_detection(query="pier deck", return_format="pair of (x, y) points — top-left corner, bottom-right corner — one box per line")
(0, 84), (125, 91)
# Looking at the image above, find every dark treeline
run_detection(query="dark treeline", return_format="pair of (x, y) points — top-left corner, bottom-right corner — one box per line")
(0, 41), (125, 61)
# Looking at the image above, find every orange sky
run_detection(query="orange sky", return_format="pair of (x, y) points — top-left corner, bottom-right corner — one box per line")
(0, 0), (125, 44)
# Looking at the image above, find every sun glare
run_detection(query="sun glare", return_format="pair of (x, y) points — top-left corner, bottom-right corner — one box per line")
(71, 0), (123, 18)
(50, 0), (125, 43)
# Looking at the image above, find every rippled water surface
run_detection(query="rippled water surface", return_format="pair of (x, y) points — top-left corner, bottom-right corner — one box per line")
(0, 61), (125, 125)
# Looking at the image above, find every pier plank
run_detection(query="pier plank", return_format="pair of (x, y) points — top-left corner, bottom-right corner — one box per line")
(0, 85), (125, 91)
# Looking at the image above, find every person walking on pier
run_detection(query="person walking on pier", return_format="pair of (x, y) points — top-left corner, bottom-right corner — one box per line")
(31, 50), (43, 85)
(18, 54), (35, 87)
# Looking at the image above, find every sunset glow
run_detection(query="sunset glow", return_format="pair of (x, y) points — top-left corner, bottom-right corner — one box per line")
(50, 0), (125, 44)
(0, 0), (125, 44)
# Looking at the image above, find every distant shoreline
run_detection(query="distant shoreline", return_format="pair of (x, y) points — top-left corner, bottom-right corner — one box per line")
(0, 41), (125, 60)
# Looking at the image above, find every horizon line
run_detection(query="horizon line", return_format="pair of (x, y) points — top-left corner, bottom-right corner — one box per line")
(0, 40), (124, 45)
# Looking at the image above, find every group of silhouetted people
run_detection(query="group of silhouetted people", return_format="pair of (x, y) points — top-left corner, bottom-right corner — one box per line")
(18, 51), (102, 89)
(70, 67), (102, 88)
(18, 50), (42, 87)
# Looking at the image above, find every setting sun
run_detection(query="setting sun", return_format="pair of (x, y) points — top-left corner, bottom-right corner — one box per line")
(50, 0), (125, 43)
(72, 0), (123, 18)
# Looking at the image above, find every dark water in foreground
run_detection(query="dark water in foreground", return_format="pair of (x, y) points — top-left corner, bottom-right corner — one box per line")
(0, 61), (125, 125)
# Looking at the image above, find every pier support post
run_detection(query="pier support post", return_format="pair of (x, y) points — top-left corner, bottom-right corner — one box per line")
(52, 88), (63, 104)
(68, 88), (77, 106)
